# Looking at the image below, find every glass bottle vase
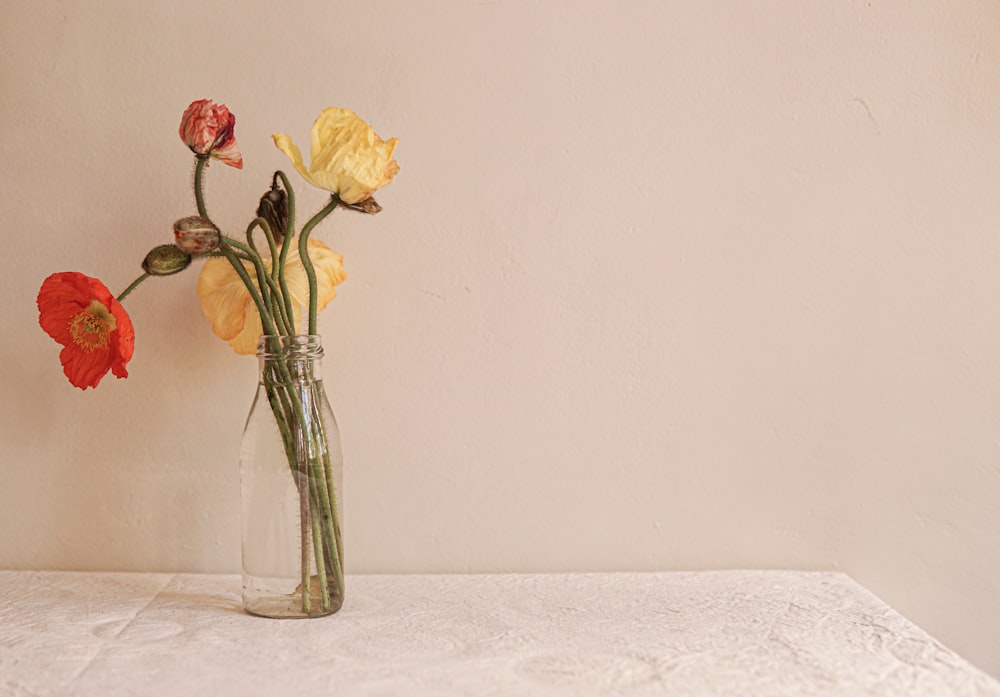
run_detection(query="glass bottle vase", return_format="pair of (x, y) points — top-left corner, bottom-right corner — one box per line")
(239, 335), (344, 618)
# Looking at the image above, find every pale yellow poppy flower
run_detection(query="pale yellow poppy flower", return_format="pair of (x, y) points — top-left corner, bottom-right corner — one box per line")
(196, 238), (347, 355)
(272, 108), (399, 204)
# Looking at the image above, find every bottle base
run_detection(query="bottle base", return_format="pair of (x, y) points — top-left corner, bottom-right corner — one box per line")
(244, 594), (343, 619)
(243, 574), (344, 618)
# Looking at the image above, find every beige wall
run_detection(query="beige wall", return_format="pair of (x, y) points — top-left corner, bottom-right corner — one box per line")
(3, 0), (1000, 678)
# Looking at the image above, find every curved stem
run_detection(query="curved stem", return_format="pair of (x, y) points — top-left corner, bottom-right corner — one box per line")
(274, 172), (298, 330)
(299, 195), (340, 334)
(255, 216), (295, 334)
(218, 244), (279, 337)
(256, 218), (297, 335)
(204, 250), (253, 262)
(116, 273), (150, 302)
(245, 230), (272, 327)
(224, 234), (292, 335)
(274, 171), (296, 245)
(244, 220), (286, 334)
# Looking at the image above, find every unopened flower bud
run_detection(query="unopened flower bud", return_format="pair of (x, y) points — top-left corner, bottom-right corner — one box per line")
(173, 216), (221, 254)
(143, 245), (192, 275)
(256, 180), (288, 244)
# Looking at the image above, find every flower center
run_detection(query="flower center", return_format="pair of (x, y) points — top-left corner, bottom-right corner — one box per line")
(69, 300), (117, 351)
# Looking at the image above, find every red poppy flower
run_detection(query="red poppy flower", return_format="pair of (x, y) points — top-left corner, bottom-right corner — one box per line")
(178, 99), (244, 169)
(37, 272), (136, 390)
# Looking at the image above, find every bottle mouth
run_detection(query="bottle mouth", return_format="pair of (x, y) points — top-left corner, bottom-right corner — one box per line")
(256, 334), (324, 359)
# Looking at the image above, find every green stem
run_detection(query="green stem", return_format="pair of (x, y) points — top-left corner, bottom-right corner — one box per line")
(219, 236), (290, 335)
(250, 217), (294, 334)
(214, 244), (279, 295)
(259, 341), (342, 613)
(273, 375), (341, 596)
(256, 217), (281, 285)
(309, 383), (344, 592)
(299, 195), (340, 335)
(309, 482), (331, 611)
(221, 236), (263, 264)
(274, 171), (296, 246)
(217, 244), (278, 337)
(298, 463), (312, 614)
(116, 273), (150, 302)
(264, 372), (312, 614)
(297, 380), (337, 607)
(204, 250), (254, 262)
(275, 171), (297, 330)
(195, 164), (340, 613)
(242, 221), (278, 334)
(194, 156), (209, 218)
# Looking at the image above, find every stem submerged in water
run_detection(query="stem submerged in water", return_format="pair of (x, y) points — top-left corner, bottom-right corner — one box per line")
(196, 156), (343, 616)
(256, 339), (343, 615)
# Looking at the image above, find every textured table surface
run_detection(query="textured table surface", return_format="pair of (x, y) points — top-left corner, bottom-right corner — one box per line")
(0, 570), (997, 696)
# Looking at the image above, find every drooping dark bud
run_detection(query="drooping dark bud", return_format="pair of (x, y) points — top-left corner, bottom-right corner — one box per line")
(173, 216), (221, 255)
(339, 196), (382, 215)
(143, 245), (192, 276)
(257, 177), (288, 244)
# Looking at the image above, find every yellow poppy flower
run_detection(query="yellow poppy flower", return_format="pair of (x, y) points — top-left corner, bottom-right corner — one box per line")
(272, 108), (399, 204)
(196, 238), (347, 355)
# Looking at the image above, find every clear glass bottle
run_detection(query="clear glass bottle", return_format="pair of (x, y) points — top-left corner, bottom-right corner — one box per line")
(240, 335), (344, 618)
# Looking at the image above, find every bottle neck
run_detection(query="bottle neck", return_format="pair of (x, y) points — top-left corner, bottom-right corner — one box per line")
(257, 335), (324, 384)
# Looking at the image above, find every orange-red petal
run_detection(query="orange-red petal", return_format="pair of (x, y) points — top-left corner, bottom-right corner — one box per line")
(59, 342), (113, 390)
(37, 272), (135, 390)
(38, 272), (93, 344)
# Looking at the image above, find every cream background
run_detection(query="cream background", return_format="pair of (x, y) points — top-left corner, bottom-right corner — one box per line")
(3, 0), (1000, 679)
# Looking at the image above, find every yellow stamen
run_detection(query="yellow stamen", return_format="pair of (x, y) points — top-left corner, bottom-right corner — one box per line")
(69, 300), (116, 351)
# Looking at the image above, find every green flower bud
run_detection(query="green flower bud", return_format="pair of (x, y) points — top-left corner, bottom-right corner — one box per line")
(142, 244), (192, 276)
(173, 216), (221, 255)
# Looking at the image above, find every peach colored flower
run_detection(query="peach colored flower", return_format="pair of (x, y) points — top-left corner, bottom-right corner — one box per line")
(196, 239), (347, 355)
(273, 108), (398, 204)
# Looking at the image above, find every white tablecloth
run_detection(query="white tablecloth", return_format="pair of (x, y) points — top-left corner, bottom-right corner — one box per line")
(0, 570), (996, 696)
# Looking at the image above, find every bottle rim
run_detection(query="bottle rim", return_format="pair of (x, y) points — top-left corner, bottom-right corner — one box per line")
(256, 334), (324, 359)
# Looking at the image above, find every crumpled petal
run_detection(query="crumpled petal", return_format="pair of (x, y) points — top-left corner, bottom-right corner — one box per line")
(272, 133), (319, 190)
(272, 107), (398, 204)
(179, 99), (244, 169)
